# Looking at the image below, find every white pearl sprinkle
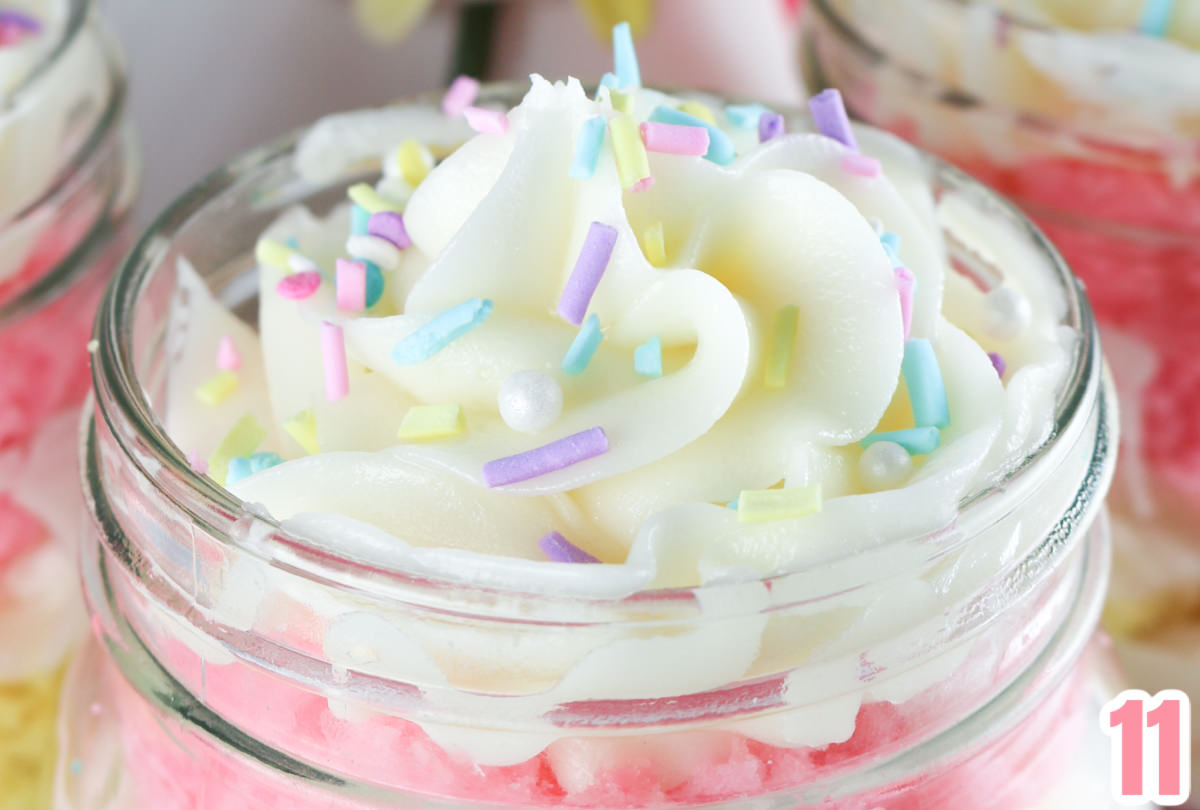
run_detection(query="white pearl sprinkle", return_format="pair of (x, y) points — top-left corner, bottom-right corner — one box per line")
(346, 235), (403, 270)
(498, 370), (563, 434)
(859, 441), (914, 491)
(982, 286), (1032, 341)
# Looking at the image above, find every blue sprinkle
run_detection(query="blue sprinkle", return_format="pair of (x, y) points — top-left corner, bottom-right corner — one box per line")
(902, 339), (950, 429)
(860, 427), (940, 455)
(634, 335), (662, 378)
(726, 497), (739, 511)
(249, 452), (284, 474)
(562, 313), (604, 375)
(725, 103), (773, 129)
(226, 456), (253, 486)
(648, 106), (736, 165)
(364, 261), (385, 308)
(69, 759), (82, 775)
(880, 231), (901, 263)
(612, 22), (641, 88)
(598, 72), (620, 91)
(351, 204), (371, 236)
(1139, 0), (1174, 36)
(285, 237), (300, 249)
(569, 116), (607, 180)
(392, 298), (494, 365)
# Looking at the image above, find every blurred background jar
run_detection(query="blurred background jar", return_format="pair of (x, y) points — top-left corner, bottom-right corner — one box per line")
(801, 0), (1200, 772)
(0, 0), (136, 807)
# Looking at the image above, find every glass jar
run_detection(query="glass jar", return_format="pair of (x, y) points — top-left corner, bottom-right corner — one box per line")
(0, 0), (137, 806)
(801, 0), (1200, 755)
(65, 88), (1125, 809)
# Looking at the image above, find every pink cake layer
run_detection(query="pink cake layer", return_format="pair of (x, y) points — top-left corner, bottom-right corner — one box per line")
(104, 623), (1087, 809)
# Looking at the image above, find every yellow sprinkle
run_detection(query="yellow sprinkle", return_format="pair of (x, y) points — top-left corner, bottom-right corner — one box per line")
(609, 115), (652, 192)
(609, 88), (634, 115)
(678, 100), (717, 126)
(255, 238), (294, 271)
(195, 371), (239, 406)
(347, 182), (403, 215)
(737, 484), (822, 523)
(208, 414), (267, 486)
(764, 305), (799, 389)
(397, 404), (466, 441)
(640, 221), (666, 267)
(395, 139), (432, 187)
(283, 409), (320, 455)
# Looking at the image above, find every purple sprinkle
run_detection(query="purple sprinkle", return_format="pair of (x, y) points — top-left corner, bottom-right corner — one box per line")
(483, 426), (609, 488)
(367, 211), (411, 250)
(758, 112), (786, 143)
(808, 88), (858, 151)
(989, 352), (1007, 378)
(557, 222), (618, 326)
(0, 9), (40, 32)
(539, 531), (600, 563)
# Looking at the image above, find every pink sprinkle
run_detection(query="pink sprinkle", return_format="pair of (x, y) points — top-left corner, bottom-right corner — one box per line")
(276, 271), (322, 300)
(368, 211), (411, 249)
(463, 106), (509, 135)
(321, 321), (349, 402)
(630, 176), (655, 193)
(442, 75), (480, 117)
(639, 121), (710, 156)
(842, 153), (882, 178)
(187, 451), (209, 475)
(336, 259), (367, 311)
(216, 335), (241, 371)
(895, 267), (914, 340)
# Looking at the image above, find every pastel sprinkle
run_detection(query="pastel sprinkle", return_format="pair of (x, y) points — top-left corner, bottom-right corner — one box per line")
(842, 153), (882, 177)
(989, 352), (1007, 378)
(726, 103), (772, 129)
(569, 116), (607, 180)
(397, 404), (466, 441)
(648, 106), (736, 166)
(395, 139), (432, 187)
(640, 121), (710, 156)
(276, 271), (322, 300)
(283, 409), (320, 455)
(1139, 0), (1174, 36)
(226, 452), (284, 486)
(0, 10), (40, 32)
(392, 298), (494, 365)
(860, 427), (940, 455)
(367, 211), (411, 249)
(562, 313), (604, 375)
(758, 112), (786, 143)
(677, 100), (717, 125)
(463, 106), (509, 135)
(208, 414), (267, 486)
(634, 335), (663, 378)
(737, 485), (822, 523)
(609, 115), (654, 192)
(612, 21), (641, 88)
(336, 259), (367, 311)
(321, 321), (349, 402)
(442, 75), (480, 117)
(482, 426), (609, 487)
(901, 339), (950, 429)
(598, 72), (620, 91)
(808, 88), (859, 151)
(216, 335), (241, 371)
(539, 531), (600, 563)
(640, 221), (666, 266)
(608, 88), (634, 115)
(558, 222), (618, 325)
(895, 267), (915, 340)
(348, 183), (402, 215)
(351, 204), (371, 235)
(347, 234), (402, 271)
(287, 253), (319, 274)
(186, 451), (208, 475)
(880, 231), (901, 263)
(195, 371), (238, 407)
(255, 239), (295, 270)
(764, 305), (799, 389)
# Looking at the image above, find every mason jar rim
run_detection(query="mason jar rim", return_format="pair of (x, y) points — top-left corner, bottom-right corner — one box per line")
(0, 0), (129, 324)
(88, 82), (1108, 613)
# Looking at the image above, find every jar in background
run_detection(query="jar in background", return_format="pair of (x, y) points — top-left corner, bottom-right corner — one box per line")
(0, 0), (137, 806)
(64, 90), (1126, 809)
(801, 0), (1200, 772)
